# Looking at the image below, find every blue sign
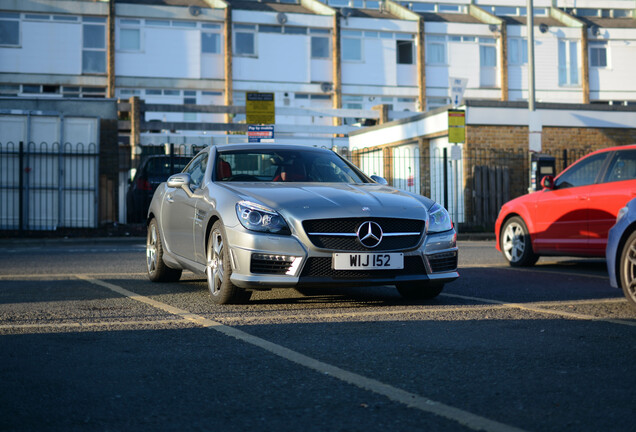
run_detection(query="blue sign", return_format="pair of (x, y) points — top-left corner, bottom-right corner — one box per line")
(248, 125), (275, 143)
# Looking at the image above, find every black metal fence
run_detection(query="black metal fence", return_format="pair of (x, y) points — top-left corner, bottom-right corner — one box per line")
(0, 141), (99, 231)
(349, 145), (594, 231)
(1, 139), (595, 233)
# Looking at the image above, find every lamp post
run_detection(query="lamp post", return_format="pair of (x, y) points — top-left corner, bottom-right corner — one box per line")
(527, 0), (542, 192)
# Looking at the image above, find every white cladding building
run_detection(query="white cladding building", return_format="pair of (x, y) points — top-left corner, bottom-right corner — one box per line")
(1, 0), (635, 129)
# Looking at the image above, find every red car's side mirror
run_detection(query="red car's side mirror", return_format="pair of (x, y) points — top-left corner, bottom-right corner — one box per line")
(541, 175), (555, 190)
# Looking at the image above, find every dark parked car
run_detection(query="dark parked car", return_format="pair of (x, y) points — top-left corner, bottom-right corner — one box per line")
(606, 198), (636, 310)
(126, 155), (190, 223)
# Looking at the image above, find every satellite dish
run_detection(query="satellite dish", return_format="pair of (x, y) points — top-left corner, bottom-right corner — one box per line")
(488, 24), (498, 33)
(276, 12), (288, 25)
(189, 6), (201, 16)
(539, 23), (549, 33)
(320, 82), (333, 93)
(590, 25), (600, 36)
(342, 7), (353, 18)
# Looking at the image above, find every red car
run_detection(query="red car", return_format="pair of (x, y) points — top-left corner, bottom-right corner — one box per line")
(495, 145), (636, 266)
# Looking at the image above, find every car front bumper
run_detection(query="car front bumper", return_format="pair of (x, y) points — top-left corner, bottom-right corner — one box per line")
(224, 225), (459, 290)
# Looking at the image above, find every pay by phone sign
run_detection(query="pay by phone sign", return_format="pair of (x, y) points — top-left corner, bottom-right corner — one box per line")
(246, 92), (275, 125)
(448, 109), (465, 144)
(248, 125), (275, 143)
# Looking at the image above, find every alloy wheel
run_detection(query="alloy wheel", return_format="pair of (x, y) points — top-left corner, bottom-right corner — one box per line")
(147, 223), (158, 274)
(622, 237), (636, 304)
(502, 221), (525, 263)
(207, 228), (224, 296)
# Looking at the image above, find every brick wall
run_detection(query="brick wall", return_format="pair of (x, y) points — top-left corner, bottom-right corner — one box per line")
(462, 124), (636, 229)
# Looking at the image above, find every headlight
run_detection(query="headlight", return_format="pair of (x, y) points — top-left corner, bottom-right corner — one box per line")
(428, 203), (453, 233)
(236, 201), (290, 234)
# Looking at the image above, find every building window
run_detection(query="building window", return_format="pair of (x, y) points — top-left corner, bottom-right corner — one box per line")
(184, 93), (197, 121)
(118, 19), (140, 51)
(259, 25), (282, 33)
(342, 95), (363, 125)
(590, 41), (607, 67)
(479, 37), (497, 87)
(83, 17), (106, 74)
(558, 39), (580, 86)
(342, 30), (362, 61)
(0, 12), (20, 46)
(202, 32), (220, 54)
(396, 39), (414, 64)
(310, 28), (330, 59)
(234, 24), (256, 56)
(426, 35), (446, 65)
(508, 38), (528, 65)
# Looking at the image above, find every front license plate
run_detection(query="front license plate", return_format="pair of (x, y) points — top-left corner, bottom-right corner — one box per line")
(333, 253), (404, 270)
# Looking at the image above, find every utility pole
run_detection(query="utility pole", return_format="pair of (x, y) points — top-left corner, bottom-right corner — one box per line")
(527, 0), (542, 192)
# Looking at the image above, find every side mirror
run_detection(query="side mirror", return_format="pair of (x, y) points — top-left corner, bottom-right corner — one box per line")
(541, 175), (555, 190)
(167, 173), (191, 189)
(370, 175), (388, 185)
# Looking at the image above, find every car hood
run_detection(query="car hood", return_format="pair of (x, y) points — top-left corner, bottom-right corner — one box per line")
(218, 182), (433, 220)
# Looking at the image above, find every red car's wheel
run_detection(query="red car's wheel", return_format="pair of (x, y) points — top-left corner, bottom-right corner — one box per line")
(500, 216), (539, 267)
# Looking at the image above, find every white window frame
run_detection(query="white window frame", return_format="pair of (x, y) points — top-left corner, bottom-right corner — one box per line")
(396, 37), (414, 65)
(82, 17), (107, 74)
(310, 28), (330, 59)
(234, 24), (257, 57)
(117, 19), (141, 52)
(341, 30), (363, 62)
(589, 41), (608, 68)
(558, 39), (580, 86)
(0, 12), (20, 47)
(426, 35), (446, 65)
(508, 37), (528, 65)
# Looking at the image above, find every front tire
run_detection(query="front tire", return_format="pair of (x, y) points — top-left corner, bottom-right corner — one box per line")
(206, 221), (252, 305)
(619, 230), (636, 310)
(147, 218), (182, 282)
(500, 216), (539, 267)
(396, 282), (444, 300)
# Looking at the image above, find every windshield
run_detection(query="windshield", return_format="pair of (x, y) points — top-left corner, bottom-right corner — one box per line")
(215, 149), (369, 183)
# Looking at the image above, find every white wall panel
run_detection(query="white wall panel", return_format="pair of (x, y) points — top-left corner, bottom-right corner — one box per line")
(117, 27), (200, 78)
(1, 21), (81, 75)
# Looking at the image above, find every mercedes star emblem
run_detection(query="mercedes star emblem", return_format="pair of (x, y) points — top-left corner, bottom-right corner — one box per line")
(357, 221), (383, 248)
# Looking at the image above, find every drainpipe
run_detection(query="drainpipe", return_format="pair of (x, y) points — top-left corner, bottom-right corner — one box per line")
(224, 5), (233, 124)
(107, 0), (115, 98)
(332, 12), (342, 126)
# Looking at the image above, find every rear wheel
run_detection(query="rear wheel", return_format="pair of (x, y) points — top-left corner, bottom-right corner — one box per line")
(146, 218), (182, 282)
(500, 216), (539, 267)
(396, 282), (444, 300)
(206, 221), (252, 305)
(619, 230), (636, 310)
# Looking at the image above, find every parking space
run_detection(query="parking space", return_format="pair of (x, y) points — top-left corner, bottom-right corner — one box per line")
(0, 239), (634, 432)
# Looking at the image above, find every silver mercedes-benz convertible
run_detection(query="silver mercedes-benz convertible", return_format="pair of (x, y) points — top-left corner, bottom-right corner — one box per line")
(145, 143), (458, 304)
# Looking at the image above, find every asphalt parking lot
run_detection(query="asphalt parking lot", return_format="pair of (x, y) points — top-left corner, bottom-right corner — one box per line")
(0, 238), (634, 432)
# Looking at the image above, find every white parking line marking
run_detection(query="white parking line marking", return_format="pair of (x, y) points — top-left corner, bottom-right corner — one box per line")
(77, 275), (527, 432)
(441, 293), (636, 327)
(0, 319), (186, 331)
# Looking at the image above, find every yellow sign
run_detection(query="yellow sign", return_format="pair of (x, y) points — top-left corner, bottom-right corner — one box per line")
(246, 92), (275, 125)
(448, 109), (465, 143)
